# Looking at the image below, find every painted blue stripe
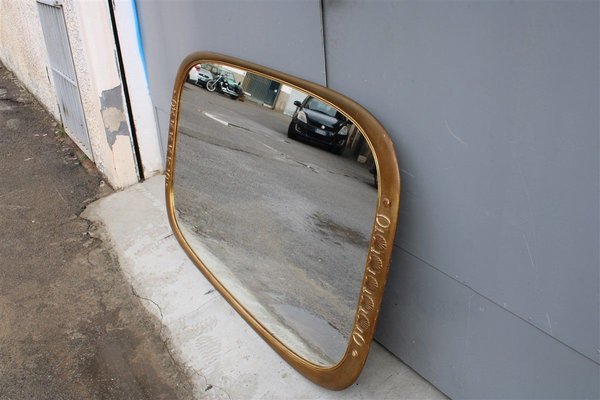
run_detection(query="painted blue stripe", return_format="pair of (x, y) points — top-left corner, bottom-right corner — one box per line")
(131, 0), (148, 85)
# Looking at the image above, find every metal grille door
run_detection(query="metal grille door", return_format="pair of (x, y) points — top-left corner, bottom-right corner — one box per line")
(37, 2), (92, 158)
(242, 73), (281, 107)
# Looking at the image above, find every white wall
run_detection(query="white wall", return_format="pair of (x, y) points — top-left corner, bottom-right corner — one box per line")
(112, 0), (163, 177)
(65, 0), (138, 188)
(281, 85), (307, 117)
(0, 0), (140, 189)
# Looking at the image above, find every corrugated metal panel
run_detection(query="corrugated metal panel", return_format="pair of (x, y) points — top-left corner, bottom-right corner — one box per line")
(37, 2), (92, 159)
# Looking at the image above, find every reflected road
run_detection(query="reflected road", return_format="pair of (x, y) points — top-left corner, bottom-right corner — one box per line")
(174, 83), (377, 364)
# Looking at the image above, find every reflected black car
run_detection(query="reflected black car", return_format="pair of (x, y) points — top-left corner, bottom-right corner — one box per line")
(287, 96), (349, 154)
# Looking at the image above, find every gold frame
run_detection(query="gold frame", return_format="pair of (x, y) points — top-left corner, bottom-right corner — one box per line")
(165, 52), (401, 390)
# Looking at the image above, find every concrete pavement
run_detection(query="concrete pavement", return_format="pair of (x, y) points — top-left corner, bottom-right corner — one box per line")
(84, 175), (447, 399)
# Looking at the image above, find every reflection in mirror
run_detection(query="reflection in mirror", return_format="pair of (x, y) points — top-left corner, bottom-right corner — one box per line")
(174, 63), (378, 366)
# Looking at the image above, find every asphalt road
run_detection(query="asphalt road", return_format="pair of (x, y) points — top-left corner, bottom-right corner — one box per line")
(0, 63), (195, 399)
(174, 83), (378, 365)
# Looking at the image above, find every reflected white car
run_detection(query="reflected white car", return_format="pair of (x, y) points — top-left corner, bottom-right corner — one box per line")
(187, 64), (213, 87)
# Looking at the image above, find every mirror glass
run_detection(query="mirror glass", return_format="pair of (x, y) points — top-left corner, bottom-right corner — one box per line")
(174, 63), (378, 366)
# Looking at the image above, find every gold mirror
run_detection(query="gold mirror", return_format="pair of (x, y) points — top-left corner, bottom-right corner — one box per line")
(166, 52), (400, 389)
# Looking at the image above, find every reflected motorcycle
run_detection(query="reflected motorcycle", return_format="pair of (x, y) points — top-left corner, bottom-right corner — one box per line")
(206, 74), (242, 100)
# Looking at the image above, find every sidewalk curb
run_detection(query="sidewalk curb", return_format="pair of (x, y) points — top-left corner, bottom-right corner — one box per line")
(82, 175), (445, 399)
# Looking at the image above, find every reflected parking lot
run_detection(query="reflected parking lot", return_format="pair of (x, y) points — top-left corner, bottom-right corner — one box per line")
(174, 75), (378, 365)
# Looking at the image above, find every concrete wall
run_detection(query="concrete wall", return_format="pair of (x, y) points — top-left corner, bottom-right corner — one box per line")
(112, 0), (163, 177)
(279, 85), (307, 117)
(0, 0), (139, 189)
(66, 0), (138, 188)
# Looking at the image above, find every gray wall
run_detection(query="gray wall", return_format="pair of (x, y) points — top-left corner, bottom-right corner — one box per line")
(134, 1), (599, 398)
(134, 0), (326, 162)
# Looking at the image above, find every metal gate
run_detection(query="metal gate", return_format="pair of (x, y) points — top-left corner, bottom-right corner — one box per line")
(242, 73), (281, 107)
(37, 1), (92, 158)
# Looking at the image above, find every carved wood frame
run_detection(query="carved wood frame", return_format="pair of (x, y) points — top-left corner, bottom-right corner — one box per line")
(165, 52), (401, 390)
